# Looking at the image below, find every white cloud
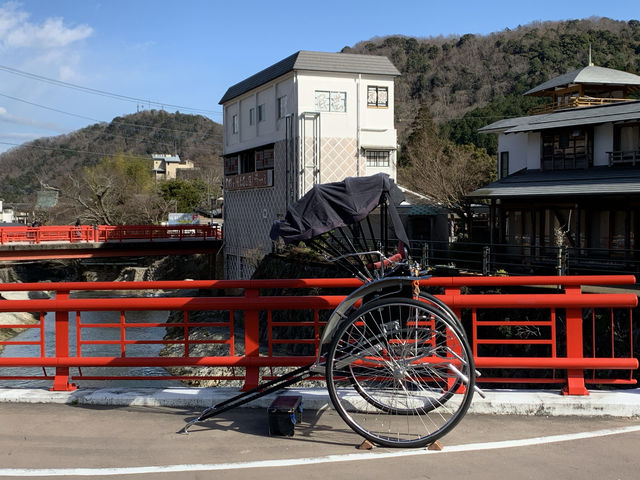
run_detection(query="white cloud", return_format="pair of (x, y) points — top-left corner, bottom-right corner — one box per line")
(0, 2), (27, 38)
(0, 2), (94, 99)
(0, 2), (92, 50)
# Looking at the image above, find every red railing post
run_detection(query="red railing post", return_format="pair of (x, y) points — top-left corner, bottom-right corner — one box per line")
(242, 287), (260, 390)
(444, 286), (466, 392)
(563, 285), (589, 395)
(51, 290), (77, 391)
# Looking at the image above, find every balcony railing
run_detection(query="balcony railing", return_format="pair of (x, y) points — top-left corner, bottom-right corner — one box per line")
(607, 150), (640, 166)
(530, 96), (634, 115)
(541, 152), (590, 170)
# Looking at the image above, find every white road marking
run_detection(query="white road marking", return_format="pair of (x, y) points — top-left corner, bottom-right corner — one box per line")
(2, 424), (640, 477)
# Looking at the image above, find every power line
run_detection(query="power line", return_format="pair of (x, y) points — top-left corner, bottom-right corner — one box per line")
(0, 92), (223, 149)
(0, 63), (222, 116)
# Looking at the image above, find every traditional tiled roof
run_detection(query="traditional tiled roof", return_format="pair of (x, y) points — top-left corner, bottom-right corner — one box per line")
(478, 100), (640, 134)
(219, 51), (400, 104)
(525, 65), (640, 96)
(468, 166), (640, 198)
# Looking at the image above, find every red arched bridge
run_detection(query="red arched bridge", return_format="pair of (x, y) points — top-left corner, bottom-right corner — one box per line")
(0, 224), (222, 261)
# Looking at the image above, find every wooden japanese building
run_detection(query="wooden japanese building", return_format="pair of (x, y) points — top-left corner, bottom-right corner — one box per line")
(470, 63), (640, 273)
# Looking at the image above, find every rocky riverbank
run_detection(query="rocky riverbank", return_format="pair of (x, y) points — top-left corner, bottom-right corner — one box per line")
(0, 292), (40, 355)
(0, 268), (44, 354)
(0, 253), (218, 355)
(158, 250), (345, 386)
(0, 253), (218, 285)
(0, 250), (340, 385)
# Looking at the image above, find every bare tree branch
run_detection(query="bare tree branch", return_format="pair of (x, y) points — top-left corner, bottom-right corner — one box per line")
(399, 106), (496, 225)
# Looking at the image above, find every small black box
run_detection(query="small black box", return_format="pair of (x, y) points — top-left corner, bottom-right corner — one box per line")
(267, 395), (303, 437)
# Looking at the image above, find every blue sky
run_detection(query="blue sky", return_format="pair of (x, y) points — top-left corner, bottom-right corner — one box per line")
(0, 0), (637, 153)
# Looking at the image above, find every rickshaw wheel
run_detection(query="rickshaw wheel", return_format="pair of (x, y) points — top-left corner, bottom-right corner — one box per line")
(325, 296), (475, 448)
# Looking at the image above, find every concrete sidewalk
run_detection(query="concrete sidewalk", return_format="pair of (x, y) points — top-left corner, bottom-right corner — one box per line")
(1, 386), (639, 418)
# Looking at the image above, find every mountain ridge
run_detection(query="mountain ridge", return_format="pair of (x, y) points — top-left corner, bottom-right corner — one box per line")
(0, 109), (223, 203)
(2, 17), (639, 203)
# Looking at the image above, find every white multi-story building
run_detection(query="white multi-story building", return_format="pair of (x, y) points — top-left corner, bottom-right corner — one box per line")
(219, 51), (400, 279)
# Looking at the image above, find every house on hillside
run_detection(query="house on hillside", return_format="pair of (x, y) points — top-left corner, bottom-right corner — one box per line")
(469, 62), (640, 273)
(151, 154), (195, 181)
(219, 50), (404, 279)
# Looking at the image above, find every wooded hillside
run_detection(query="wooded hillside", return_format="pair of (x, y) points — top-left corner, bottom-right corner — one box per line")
(2, 17), (639, 206)
(344, 17), (640, 154)
(0, 110), (223, 203)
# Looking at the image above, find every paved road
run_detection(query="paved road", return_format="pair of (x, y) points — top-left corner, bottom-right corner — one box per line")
(0, 402), (638, 479)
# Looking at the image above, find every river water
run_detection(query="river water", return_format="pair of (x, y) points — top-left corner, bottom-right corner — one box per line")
(0, 292), (183, 388)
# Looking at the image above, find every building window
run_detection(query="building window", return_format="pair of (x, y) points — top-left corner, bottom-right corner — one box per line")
(365, 150), (390, 167)
(255, 147), (274, 170)
(249, 108), (255, 125)
(257, 104), (265, 122)
(278, 96), (287, 119)
(542, 127), (593, 170)
(500, 152), (509, 178)
(224, 155), (238, 175)
(315, 90), (346, 112)
(367, 86), (388, 107)
(232, 114), (238, 134)
(240, 151), (255, 173)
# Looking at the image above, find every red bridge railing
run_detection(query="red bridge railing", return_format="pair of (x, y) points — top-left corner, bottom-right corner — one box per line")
(0, 224), (222, 245)
(0, 275), (636, 395)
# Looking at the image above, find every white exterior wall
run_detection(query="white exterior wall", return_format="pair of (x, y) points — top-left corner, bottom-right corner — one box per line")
(275, 77), (296, 136)
(1, 209), (14, 223)
(256, 87), (278, 140)
(297, 71), (359, 185)
(225, 73), (295, 154)
(526, 132), (541, 170)
(297, 71), (397, 180)
(239, 96), (253, 143)
(498, 133), (529, 174)
(594, 124), (614, 166)
(297, 72), (358, 136)
(360, 75), (397, 179)
(360, 77), (396, 136)
(499, 124), (618, 173)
